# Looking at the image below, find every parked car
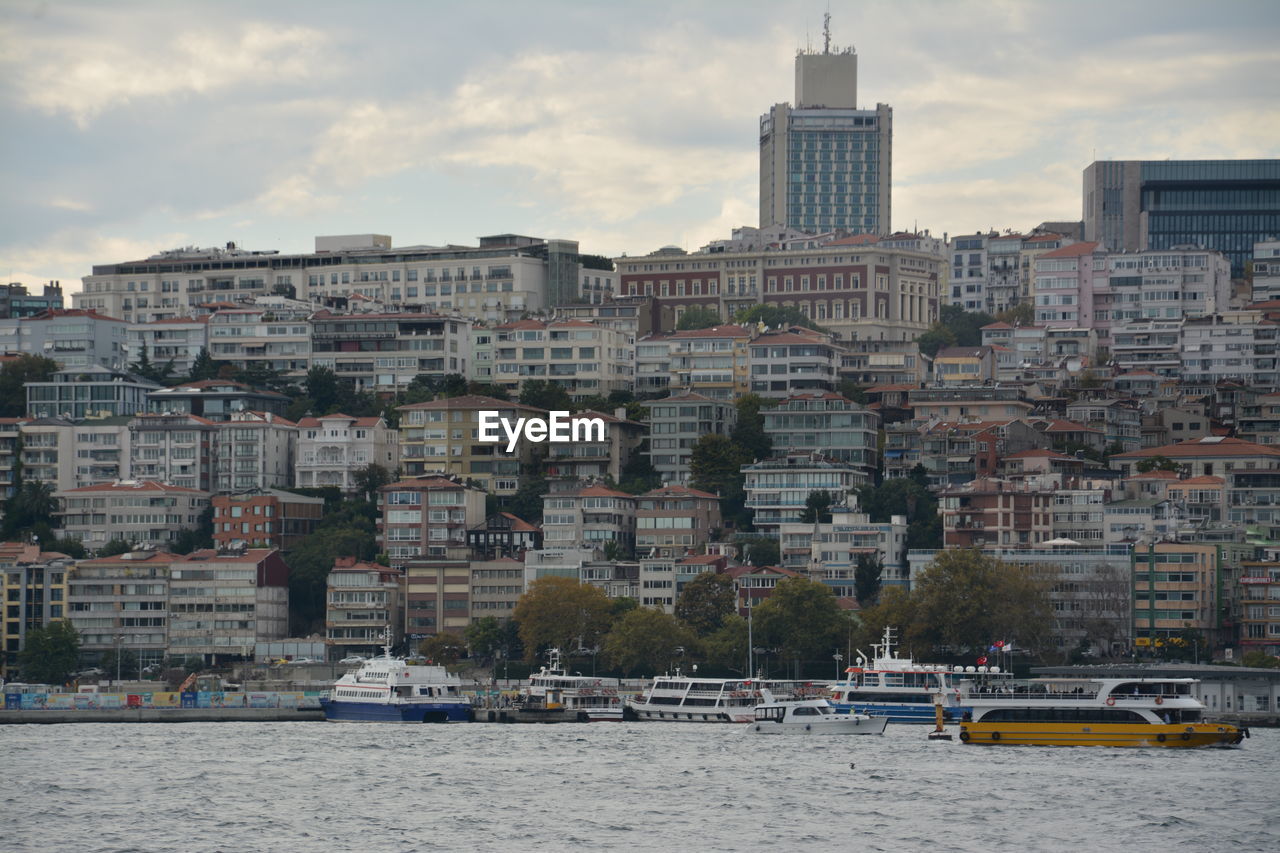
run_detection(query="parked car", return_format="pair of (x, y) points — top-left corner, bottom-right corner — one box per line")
(287, 658), (321, 665)
(338, 656), (366, 665)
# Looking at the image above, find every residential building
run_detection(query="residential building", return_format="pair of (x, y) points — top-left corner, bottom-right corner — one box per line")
(491, 319), (632, 401)
(214, 411), (297, 494)
(402, 558), (471, 639)
(908, 419), (1050, 488)
(635, 485), (722, 559)
(985, 232), (1027, 314)
(906, 386), (1034, 424)
(545, 409), (645, 484)
(0, 419), (22, 500)
(779, 503), (907, 594)
(1111, 319), (1183, 376)
(948, 233), (990, 311)
(939, 477), (1054, 550)
(634, 555), (727, 611)
(167, 549), (289, 664)
(1132, 542), (1223, 649)
(727, 564), (803, 611)
(1252, 239), (1280, 304)
(295, 414), (399, 492)
(0, 282), (64, 319)
(742, 452), (866, 536)
(645, 392), (736, 485)
(933, 346), (996, 385)
(56, 480), (210, 550)
(378, 475), (487, 567)
(126, 316), (209, 379)
(309, 311), (472, 394)
(469, 557), (525, 621)
(1065, 399), (1142, 451)
(147, 379), (290, 421)
(396, 395), (545, 495)
(836, 338), (925, 387)
(325, 556), (404, 658)
(1238, 555), (1280, 655)
(470, 326), (494, 384)
(16, 309), (128, 369)
(1180, 310), (1280, 388)
(762, 392), (878, 479)
(18, 416), (132, 492)
(26, 364), (161, 420)
(1238, 392), (1280, 446)
(759, 34), (892, 235)
(67, 550), (174, 668)
(553, 299), (650, 339)
(129, 413), (219, 491)
(206, 303), (311, 378)
(467, 513), (543, 560)
(748, 328), (841, 397)
(541, 484), (637, 555)
(0, 544), (73, 677)
(665, 325), (754, 400)
(211, 489), (325, 551)
(1083, 159), (1280, 277)
(634, 334), (672, 396)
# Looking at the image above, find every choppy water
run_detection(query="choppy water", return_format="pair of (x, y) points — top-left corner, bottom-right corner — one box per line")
(2, 722), (1277, 852)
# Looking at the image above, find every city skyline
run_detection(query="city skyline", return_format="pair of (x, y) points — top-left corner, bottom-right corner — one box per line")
(2, 0), (1277, 292)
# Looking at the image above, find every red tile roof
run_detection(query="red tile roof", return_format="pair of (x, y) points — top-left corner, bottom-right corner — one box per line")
(1112, 437), (1280, 460)
(981, 322), (1014, 330)
(60, 480), (206, 494)
(1168, 475), (1225, 487)
(642, 485), (720, 500)
(1039, 241), (1100, 259)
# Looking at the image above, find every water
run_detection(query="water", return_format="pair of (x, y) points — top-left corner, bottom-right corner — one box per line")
(3, 723), (1277, 852)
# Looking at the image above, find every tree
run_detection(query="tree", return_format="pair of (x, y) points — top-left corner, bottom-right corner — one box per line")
(939, 305), (995, 347)
(689, 434), (750, 525)
(854, 552), (883, 606)
(996, 302), (1034, 326)
(702, 614), (749, 675)
(1241, 650), (1280, 668)
(100, 647), (141, 681)
(286, 524), (378, 633)
(352, 463), (393, 503)
(851, 586), (922, 655)
(754, 577), (850, 676)
(504, 452), (549, 523)
(910, 549), (1053, 658)
(674, 571), (736, 636)
(305, 366), (343, 415)
(1, 481), (57, 540)
(733, 304), (828, 333)
(730, 393), (774, 463)
(519, 380), (571, 412)
(0, 354), (59, 417)
(676, 306), (722, 330)
(466, 381), (510, 401)
(1136, 455), (1181, 473)
(915, 323), (957, 358)
(618, 448), (662, 495)
(97, 539), (134, 557)
(856, 477), (941, 551)
(798, 490), (835, 524)
(187, 348), (219, 382)
(170, 506), (215, 555)
(578, 254), (615, 271)
(603, 608), (694, 676)
(418, 632), (466, 665)
(738, 535), (779, 568)
(18, 620), (80, 685)
(511, 576), (612, 663)
(129, 343), (175, 385)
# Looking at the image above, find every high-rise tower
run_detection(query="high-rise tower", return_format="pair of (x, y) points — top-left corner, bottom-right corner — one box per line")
(759, 15), (892, 235)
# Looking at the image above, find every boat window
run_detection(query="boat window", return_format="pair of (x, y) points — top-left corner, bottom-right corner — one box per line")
(792, 706), (820, 716)
(817, 706), (833, 715)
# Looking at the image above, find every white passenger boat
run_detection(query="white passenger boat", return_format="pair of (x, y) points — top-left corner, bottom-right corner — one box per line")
(746, 689), (888, 735)
(514, 648), (623, 722)
(626, 671), (813, 723)
(319, 628), (472, 723)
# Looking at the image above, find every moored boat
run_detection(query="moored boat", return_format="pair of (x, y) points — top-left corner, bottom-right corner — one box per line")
(746, 689), (888, 735)
(511, 648), (623, 722)
(319, 629), (472, 723)
(958, 676), (1247, 748)
(626, 671), (814, 723)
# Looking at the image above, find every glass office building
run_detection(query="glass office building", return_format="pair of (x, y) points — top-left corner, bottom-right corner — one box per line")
(1083, 159), (1280, 277)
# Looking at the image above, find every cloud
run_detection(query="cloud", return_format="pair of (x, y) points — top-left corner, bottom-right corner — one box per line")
(0, 230), (190, 291)
(6, 20), (331, 128)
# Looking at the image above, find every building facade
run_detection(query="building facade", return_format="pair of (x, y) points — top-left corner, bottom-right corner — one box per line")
(295, 414), (399, 492)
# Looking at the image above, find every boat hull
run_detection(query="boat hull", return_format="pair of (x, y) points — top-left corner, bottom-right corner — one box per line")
(747, 716), (889, 735)
(831, 702), (961, 724)
(959, 721), (1244, 748)
(626, 702), (750, 723)
(320, 698), (472, 723)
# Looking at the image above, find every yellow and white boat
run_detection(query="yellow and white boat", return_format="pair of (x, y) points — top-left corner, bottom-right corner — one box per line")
(958, 676), (1246, 748)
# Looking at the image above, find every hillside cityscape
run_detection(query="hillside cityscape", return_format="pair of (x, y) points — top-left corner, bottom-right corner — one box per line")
(7, 20), (1280, 689)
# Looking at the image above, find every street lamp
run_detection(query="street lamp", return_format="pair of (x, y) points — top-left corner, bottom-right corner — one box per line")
(833, 650), (844, 680)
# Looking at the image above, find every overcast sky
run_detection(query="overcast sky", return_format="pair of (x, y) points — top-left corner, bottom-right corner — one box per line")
(2, 0), (1277, 292)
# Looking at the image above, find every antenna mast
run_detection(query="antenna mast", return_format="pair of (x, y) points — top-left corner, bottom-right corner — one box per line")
(823, 11), (831, 54)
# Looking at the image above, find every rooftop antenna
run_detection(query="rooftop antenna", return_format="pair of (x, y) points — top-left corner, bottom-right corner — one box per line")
(823, 9), (831, 55)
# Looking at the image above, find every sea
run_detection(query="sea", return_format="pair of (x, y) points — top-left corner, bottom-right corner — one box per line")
(3, 722), (1277, 852)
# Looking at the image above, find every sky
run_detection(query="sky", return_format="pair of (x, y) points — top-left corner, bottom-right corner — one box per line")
(2, 0), (1278, 293)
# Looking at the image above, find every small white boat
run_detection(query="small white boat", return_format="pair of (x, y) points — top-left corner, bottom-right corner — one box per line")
(746, 689), (888, 735)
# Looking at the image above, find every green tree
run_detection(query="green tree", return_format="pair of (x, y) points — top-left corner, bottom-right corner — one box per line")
(856, 477), (941, 552)
(418, 631), (467, 665)
(96, 539), (134, 557)
(911, 549), (1053, 657)
(1136, 455), (1181, 473)
(603, 608), (694, 676)
(939, 304), (995, 346)
(676, 306), (722, 330)
(674, 571), (736, 636)
(305, 366), (343, 415)
(854, 552), (884, 606)
(352, 463), (394, 503)
(733, 304), (828, 333)
(578, 254), (615, 271)
(504, 452), (549, 523)
(618, 448), (662, 494)
(466, 381), (510, 401)
(170, 506), (215, 555)
(1, 481), (58, 540)
(18, 620), (80, 685)
(187, 348), (219, 382)
(738, 535), (779, 568)
(100, 647), (141, 681)
(730, 393), (774, 463)
(851, 586), (922, 655)
(286, 524), (377, 633)
(1241, 650), (1280, 668)
(689, 434), (751, 524)
(754, 577), (850, 676)
(996, 302), (1034, 326)
(916, 323), (957, 358)
(519, 380), (571, 412)
(511, 576), (612, 663)
(0, 354), (59, 417)
(702, 614), (749, 675)
(798, 490), (835, 524)
(128, 343), (175, 385)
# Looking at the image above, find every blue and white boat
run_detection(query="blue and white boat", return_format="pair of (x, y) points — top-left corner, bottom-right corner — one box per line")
(828, 627), (1009, 724)
(319, 629), (472, 723)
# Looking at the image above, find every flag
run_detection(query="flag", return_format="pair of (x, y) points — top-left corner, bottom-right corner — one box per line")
(994, 640), (1005, 648)
(977, 656), (988, 665)
(988, 645), (999, 653)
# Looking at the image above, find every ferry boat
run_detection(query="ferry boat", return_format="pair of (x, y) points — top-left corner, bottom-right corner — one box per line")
(513, 648), (624, 722)
(958, 676), (1247, 748)
(829, 627), (1008, 723)
(626, 671), (815, 723)
(319, 629), (472, 723)
(746, 689), (888, 735)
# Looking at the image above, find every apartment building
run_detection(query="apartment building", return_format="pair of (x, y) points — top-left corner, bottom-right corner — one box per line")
(0, 282), (64, 319)
(126, 316), (209, 378)
(1111, 318), (1182, 376)
(491, 319), (631, 401)
(0, 544), (73, 677)
(0, 419), (21, 500)
(402, 558), (472, 639)
(906, 386), (1034, 424)
(57, 480), (210, 550)
(762, 392), (878, 478)
(212, 489), (325, 551)
(18, 416), (132, 492)
(147, 379), (290, 421)
(748, 328), (841, 397)
(1252, 239), (1280, 304)
(10, 309), (128, 369)
(467, 513), (543, 560)
(378, 475), (487, 567)
(206, 303), (311, 377)
(129, 413), (219, 491)
(664, 325), (754, 400)
(635, 485), (722, 559)
(309, 311), (472, 394)
(214, 411), (297, 494)
(167, 549), (289, 664)
(932, 346), (996, 386)
(836, 338), (925, 387)
(325, 556), (404, 658)
(1065, 399), (1142, 450)
(1238, 555), (1280, 655)
(778, 503), (907, 593)
(396, 395), (545, 495)
(1237, 392), (1280, 446)
(541, 484), (637, 555)
(470, 326), (495, 384)
(296, 414), (399, 492)
(67, 550), (174, 668)
(544, 409), (645, 484)
(644, 392), (736, 486)
(26, 364), (161, 420)
(634, 334), (673, 397)
(1180, 310), (1280, 387)
(939, 477), (1054, 550)
(742, 453), (865, 537)
(1133, 542), (1223, 650)
(469, 557), (525, 621)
